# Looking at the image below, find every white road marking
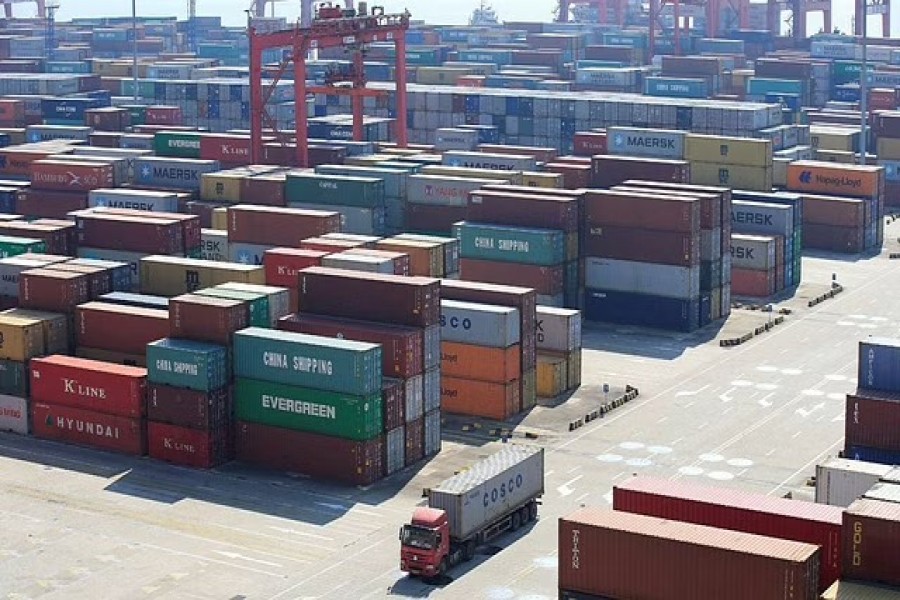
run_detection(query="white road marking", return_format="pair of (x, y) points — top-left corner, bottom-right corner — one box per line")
(707, 471), (735, 481)
(678, 466), (704, 476)
(619, 441), (645, 451)
(796, 402), (826, 418)
(675, 384), (710, 397)
(758, 392), (775, 407)
(833, 413), (845, 422)
(731, 380), (753, 387)
(699, 453), (725, 463)
(802, 389), (825, 397)
(213, 551), (283, 569)
(647, 446), (673, 455)
(755, 383), (779, 391)
(596, 454), (624, 463)
(756, 365), (779, 373)
(825, 374), (848, 382)
(556, 475), (583, 497)
(719, 388), (736, 403)
(657, 416), (669, 423)
(670, 437), (684, 446)
(625, 458), (653, 467)
(602, 491), (613, 504)
(726, 458), (754, 468)
(780, 368), (803, 376)
(827, 393), (846, 401)
(792, 431), (804, 439)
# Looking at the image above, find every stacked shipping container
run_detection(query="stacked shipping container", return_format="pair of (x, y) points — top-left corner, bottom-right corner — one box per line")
(535, 306), (582, 398)
(847, 338), (900, 465)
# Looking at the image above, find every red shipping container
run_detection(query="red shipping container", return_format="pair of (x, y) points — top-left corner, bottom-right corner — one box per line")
(584, 226), (701, 267)
(15, 188), (89, 219)
(31, 402), (147, 456)
(279, 313), (424, 378)
(299, 237), (365, 254)
(30, 355), (147, 418)
(85, 107), (131, 132)
(88, 207), (201, 250)
(802, 223), (865, 254)
(0, 99), (24, 124)
(584, 189), (701, 233)
(73, 212), (184, 255)
(30, 160), (115, 192)
(404, 416), (424, 466)
(263, 247), (328, 288)
(573, 131), (607, 156)
(0, 149), (67, 178)
(382, 378), (405, 432)
(0, 220), (73, 255)
(169, 294), (249, 345)
(235, 420), (383, 486)
(228, 205), (341, 246)
(467, 189), (580, 232)
(802, 195), (866, 227)
(842, 499), (900, 587)
(20, 268), (89, 312)
(240, 173), (287, 207)
(614, 476), (842, 592)
(731, 267), (776, 297)
(200, 134), (252, 166)
(460, 258), (564, 296)
(144, 106), (183, 126)
(76, 302), (169, 356)
(559, 508), (820, 600)
(845, 389), (900, 453)
(148, 421), (229, 469)
(148, 383), (231, 431)
(405, 203), (468, 234)
(591, 155), (691, 187)
(542, 162), (591, 189)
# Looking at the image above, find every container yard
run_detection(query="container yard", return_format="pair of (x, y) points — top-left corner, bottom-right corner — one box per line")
(2, 0), (900, 599)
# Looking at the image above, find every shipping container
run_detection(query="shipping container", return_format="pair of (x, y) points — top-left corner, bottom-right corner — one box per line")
(584, 226), (700, 268)
(585, 288), (700, 332)
(468, 189), (579, 232)
(536, 306), (581, 352)
(147, 338), (229, 393)
(460, 258), (565, 296)
(0, 313), (45, 362)
(31, 402), (147, 456)
(684, 134), (773, 167)
(147, 383), (230, 431)
(731, 234), (778, 270)
(585, 257), (700, 300)
(453, 221), (565, 267)
(75, 301), (169, 356)
(858, 338), (900, 393)
(139, 255), (265, 297)
(169, 294), (248, 346)
(787, 161), (883, 199)
(607, 126), (686, 159)
(227, 205), (341, 247)
(440, 300), (520, 348)
(584, 189), (700, 233)
(0, 393), (27, 434)
(842, 499), (900, 586)
(845, 389), (900, 454)
(559, 508), (820, 600)
(133, 157), (221, 191)
(148, 421), (229, 469)
(384, 425), (406, 475)
(816, 458), (893, 507)
(863, 482), (900, 505)
(820, 580), (900, 600)
(441, 376), (520, 420)
(88, 188), (181, 213)
(441, 341), (519, 383)
(29, 355), (147, 418)
(0, 359), (28, 397)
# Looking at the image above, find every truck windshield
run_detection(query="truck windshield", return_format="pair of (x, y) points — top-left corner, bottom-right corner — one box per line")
(400, 525), (437, 550)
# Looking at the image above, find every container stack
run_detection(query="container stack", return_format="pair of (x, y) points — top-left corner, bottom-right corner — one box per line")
(314, 164), (411, 234)
(29, 355), (149, 456)
(874, 111), (900, 208)
(728, 199), (795, 297)
(280, 266), (441, 474)
(846, 338), (900, 465)
(685, 134), (773, 192)
(263, 247), (330, 312)
(841, 499), (900, 590)
(404, 174), (506, 235)
(194, 283), (291, 330)
(285, 172), (388, 236)
(535, 306), (582, 399)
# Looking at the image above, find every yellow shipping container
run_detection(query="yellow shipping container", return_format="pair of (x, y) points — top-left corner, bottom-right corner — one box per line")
(537, 353), (567, 398)
(0, 315), (45, 362)
(415, 67), (475, 86)
(1, 308), (69, 355)
(810, 126), (858, 152)
(773, 157), (790, 187)
(684, 134), (773, 167)
(201, 172), (244, 203)
(877, 137), (900, 160)
(211, 208), (228, 231)
(140, 255), (265, 297)
(521, 171), (564, 188)
(690, 162), (773, 192)
(814, 149), (857, 164)
(421, 165), (524, 185)
(375, 238), (443, 277)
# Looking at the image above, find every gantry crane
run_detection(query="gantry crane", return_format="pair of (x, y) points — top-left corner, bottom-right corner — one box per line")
(249, 3), (411, 168)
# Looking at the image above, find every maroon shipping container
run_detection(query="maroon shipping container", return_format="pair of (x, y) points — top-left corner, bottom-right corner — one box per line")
(46, 263), (111, 299)
(20, 268), (89, 312)
(755, 58), (814, 79)
(573, 131), (607, 156)
(88, 207), (201, 251)
(228, 205), (341, 246)
(308, 145), (348, 168)
(662, 55), (723, 76)
(842, 499), (900, 586)
(85, 107), (131, 132)
(460, 258), (564, 296)
(199, 134), (252, 166)
(613, 476), (842, 592)
(298, 266), (440, 328)
(732, 267), (777, 297)
(31, 402), (147, 456)
(584, 226), (701, 267)
(382, 378), (405, 432)
(802, 195), (866, 227)
(144, 106), (183, 126)
(169, 294), (249, 345)
(89, 132), (124, 148)
(30, 160), (115, 192)
(73, 212), (184, 254)
(477, 144), (557, 163)
(542, 162), (591, 189)
(845, 389), (900, 453)
(0, 221), (72, 255)
(614, 182), (725, 230)
(874, 112), (900, 137)
(263, 247), (328, 289)
(235, 420), (383, 486)
(30, 355), (147, 418)
(591, 155), (691, 187)
(585, 44), (637, 62)
(240, 174), (287, 207)
(15, 188), (89, 219)
(148, 421), (229, 469)
(279, 313), (424, 378)
(405, 416), (424, 466)
(298, 237), (365, 253)
(559, 508), (820, 600)
(147, 383), (230, 431)
(343, 248), (410, 276)
(185, 200), (226, 229)
(467, 189), (580, 232)
(31, 219), (79, 255)
(405, 203), (467, 234)
(76, 302), (169, 356)
(584, 189), (701, 233)
(802, 223), (865, 254)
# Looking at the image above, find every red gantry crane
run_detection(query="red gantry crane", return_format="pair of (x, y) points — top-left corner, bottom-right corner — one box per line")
(249, 2), (411, 168)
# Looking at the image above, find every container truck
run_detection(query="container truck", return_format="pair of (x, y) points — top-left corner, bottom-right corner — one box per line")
(399, 444), (544, 580)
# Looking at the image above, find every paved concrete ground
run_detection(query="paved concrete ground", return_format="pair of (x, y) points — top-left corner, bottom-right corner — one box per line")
(2, 220), (900, 600)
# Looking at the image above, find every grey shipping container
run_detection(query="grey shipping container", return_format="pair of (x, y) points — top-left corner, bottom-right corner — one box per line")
(607, 126), (687, 159)
(440, 299), (521, 348)
(863, 482), (900, 505)
(405, 374), (424, 423)
(76, 247), (146, 291)
(201, 229), (228, 262)
(88, 188), (181, 213)
(407, 175), (506, 208)
(816, 458), (893, 507)
(423, 367), (440, 413)
(731, 234), (778, 271)
(0, 257), (53, 297)
(385, 426), (406, 475)
(315, 164), (409, 199)
(435, 128), (479, 152)
(290, 202), (386, 236)
(424, 409), (440, 456)
(215, 282), (291, 328)
(429, 444), (544, 540)
(732, 200), (793, 237)
(585, 257), (701, 301)
(321, 253), (395, 275)
(536, 306), (582, 352)
(441, 151), (537, 172)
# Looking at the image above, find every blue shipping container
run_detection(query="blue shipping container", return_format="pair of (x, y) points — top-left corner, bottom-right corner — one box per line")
(858, 338), (900, 393)
(584, 288), (701, 332)
(644, 77), (708, 99)
(845, 445), (900, 466)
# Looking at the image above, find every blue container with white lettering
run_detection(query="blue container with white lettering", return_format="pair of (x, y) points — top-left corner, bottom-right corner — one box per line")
(133, 157), (221, 192)
(644, 77), (709, 99)
(147, 338), (229, 392)
(858, 338), (900, 393)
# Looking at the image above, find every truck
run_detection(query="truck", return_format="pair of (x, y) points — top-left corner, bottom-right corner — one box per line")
(399, 444), (544, 580)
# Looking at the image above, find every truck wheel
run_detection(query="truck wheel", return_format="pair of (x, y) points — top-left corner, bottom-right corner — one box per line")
(511, 511), (521, 531)
(438, 559), (447, 577)
(528, 502), (538, 521)
(518, 507), (529, 525)
(464, 540), (476, 561)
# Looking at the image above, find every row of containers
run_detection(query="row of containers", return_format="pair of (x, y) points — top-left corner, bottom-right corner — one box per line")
(558, 475), (900, 600)
(847, 337), (900, 466)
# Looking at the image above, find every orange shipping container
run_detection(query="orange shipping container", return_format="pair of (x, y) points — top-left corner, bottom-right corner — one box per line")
(441, 376), (520, 421)
(786, 161), (884, 199)
(441, 341), (521, 383)
(374, 239), (442, 277)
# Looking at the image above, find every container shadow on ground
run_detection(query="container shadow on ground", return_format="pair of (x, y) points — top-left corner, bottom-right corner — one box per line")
(803, 248), (881, 264)
(0, 432), (132, 479)
(580, 320), (726, 360)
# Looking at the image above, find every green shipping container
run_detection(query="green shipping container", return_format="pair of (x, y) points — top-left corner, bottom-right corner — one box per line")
(233, 327), (382, 395)
(285, 172), (386, 209)
(0, 236), (47, 258)
(0, 359), (27, 396)
(147, 338), (229, 392)
(453, 222), (566, 266)
(235, 378), (382, 441)
(194, 288), (269, 328)
(154, 132), (203, 159)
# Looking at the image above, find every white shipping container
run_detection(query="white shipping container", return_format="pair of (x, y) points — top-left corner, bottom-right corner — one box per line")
(406, 175), (505, 208)
(816, 458), (893, 507)
(424, 409), (441, 457)
(732, 200), (794, 237)
(442, 151), (537, 172)
(429, 445), (544, 540)
(405, 374), (424, 424)
(423, 367), (441, 414)
(607, 126), (686, 159)
(440, 299), (521, 348)
(201, 229), (228, 262)
(730, 234), (777, 271)
(435, 128), (479, 152)
(385, 426), (406, 475)
(0, 394), (28, 434)
(0, 257), (50, 297)
(585, 257), (701, 300)
(321, 253), (395, 274)
(290, 202), (385, 235)
(216, 282), (290, 328)
(88, 188), (181, 213)
(424, 324), (441, 370)
(536, 306), (582, 352)
(228, 242), (274, 266)
(863, 481), (900, 504)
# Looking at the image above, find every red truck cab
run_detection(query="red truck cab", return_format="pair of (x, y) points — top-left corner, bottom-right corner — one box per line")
(399, 507), (449, 577)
